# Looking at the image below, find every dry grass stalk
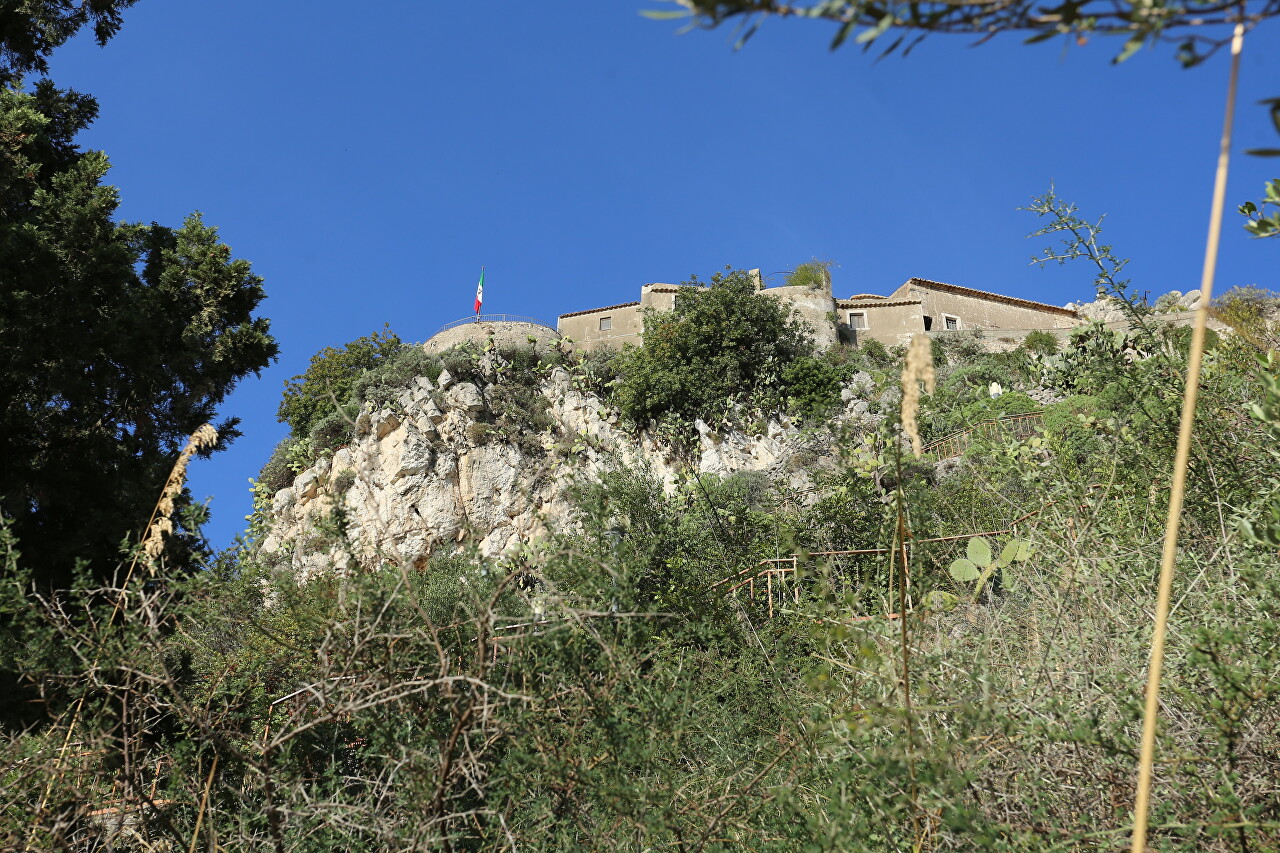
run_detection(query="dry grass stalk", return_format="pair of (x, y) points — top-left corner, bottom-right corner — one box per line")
(25, 423), (219, 852)
(900, 334), (936, 458)
(1130, 20), (1244, 853)
(140, 424), (218, 566)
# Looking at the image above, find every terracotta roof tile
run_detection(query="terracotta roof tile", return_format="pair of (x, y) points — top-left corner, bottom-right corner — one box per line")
(898, 277), (1078, 317)
(836, 299), (922, 308)
(558, 301), (641, 320)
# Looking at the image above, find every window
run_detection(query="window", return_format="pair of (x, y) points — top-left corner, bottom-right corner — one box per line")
(943, 314), (960, 330)
(599, 316), (612, 331)
(848, 311), (868, 330)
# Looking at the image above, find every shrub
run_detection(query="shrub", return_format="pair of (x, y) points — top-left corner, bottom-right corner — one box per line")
(611, 268), (813, 434)
(1213, 285), (1280, 351)
(256, 437), (296, 494)
(349, 344), (441, 409)
(783, 353), (850, 422)
(1021, 329), (1060, 355)
(858, 337), (893, 368)
(940, 328), (987, 361)
(785, 259), (832, 290)
(277, 326), (403, 438)
(439, 342), (485, 384)
(1042, 394), (1104, 475)
(332, 469), (356, 494)
(307, 408), (354, 457)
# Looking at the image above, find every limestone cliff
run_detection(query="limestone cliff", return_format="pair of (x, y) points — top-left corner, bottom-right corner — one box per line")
(260, 362), (882, 578)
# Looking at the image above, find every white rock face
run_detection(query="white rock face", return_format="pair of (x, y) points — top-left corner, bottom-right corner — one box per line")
(261, 371), (882, 577)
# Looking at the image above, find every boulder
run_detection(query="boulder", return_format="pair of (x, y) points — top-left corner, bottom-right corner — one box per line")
(272, 486), (297, 515)
(374, 409), (401, 439)
(447, 382), (485, 414)
(421, 397), (445, 424)
(394, 427), (435, 479)
(294, 470), (320, 500)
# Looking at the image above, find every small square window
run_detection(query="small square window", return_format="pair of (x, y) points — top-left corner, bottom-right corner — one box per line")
(598, 316), (612, 331)
(944, 315), (960, 330)
(848, 312), (868, 330)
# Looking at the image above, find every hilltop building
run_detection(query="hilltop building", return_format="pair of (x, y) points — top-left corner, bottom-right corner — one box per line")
(556, 271), (1079, 352)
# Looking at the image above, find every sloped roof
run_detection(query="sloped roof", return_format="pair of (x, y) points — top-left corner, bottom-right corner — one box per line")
(836, 299), (922, 309)
(558, 300), (641, 320)
(894, 277), (1078, 318)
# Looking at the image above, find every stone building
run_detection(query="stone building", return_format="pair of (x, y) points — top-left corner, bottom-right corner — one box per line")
(837, 278), (1078, 347)
(557, 271), (1078, 352)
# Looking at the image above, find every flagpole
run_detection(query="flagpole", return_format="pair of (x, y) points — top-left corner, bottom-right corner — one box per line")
(475, 265), (484, 323)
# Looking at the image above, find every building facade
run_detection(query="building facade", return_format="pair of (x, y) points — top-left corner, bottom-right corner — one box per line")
(558, 272), (1079, 352)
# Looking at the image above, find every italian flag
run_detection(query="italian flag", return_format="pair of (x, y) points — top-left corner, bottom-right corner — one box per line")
(474, 267), (484, 314)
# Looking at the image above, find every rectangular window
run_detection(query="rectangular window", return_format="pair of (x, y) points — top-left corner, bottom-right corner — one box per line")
(944, 314), (960, 330)
(848, 311), (868, 330)
(598, 316), (612, 331)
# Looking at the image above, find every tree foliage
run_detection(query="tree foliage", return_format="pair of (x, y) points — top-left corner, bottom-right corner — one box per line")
(612, 267), (813, 432)
(276, 326), (403, 440)
(1240, 177), (1280, 238)
(0, 0), (139, 85)
(0, 82), (276, 586)
(647, 0), (1275, 67)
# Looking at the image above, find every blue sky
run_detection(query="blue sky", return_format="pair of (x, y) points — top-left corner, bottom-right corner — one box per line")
(45, 1), (1278, 550)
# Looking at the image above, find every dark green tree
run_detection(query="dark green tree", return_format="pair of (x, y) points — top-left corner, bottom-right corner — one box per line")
(612, 267), (812, 429)
(0, 0), (139, 85)
(0, 81), (277, 587)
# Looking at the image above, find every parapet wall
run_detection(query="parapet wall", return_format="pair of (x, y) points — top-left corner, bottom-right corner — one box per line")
(424, 318), (560, 355)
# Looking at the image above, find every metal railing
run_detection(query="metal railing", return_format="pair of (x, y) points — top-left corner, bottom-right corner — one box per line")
(714, 485), (1114, 619)
(431, 314), (557, 337)
(923, 411), (1045, 460)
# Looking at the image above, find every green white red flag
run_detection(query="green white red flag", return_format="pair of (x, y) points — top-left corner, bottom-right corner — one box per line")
(474, 267), (484, 314)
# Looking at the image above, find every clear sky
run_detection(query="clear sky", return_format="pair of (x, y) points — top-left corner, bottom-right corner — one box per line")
(44, 1), (1278, 551)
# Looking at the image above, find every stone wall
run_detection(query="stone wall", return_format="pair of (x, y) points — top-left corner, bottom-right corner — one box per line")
(768, 283), (840, 351)
(838, 300), (926, 347)
(424, 319), (560, 355)
(556, 302), (644, 352)
(557, 273), (1080, 354)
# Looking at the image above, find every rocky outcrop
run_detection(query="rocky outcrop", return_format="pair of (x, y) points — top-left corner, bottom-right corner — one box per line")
(260, 367), (882, 578)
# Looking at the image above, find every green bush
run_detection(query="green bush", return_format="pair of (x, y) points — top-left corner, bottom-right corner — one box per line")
(858, 337), (893, 368)
(277, 326), (403, 438)
(1041, 394), (1104, 475)
(940, 328), (987, 361)
(611, 268), (813, 435)
(1021, 329), (1059, 355)
(349, 344), (441, 409)
(332, 469), (356, 494)
(306, 408), (355, 456)
(784, 259), (831, 290)
(782, 353), (850, 422)
(256, 437), (297, 493)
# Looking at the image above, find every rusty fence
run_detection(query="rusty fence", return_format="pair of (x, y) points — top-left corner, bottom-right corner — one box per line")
(713, 511), (1045, 619)
(923, 411), (1045, 460)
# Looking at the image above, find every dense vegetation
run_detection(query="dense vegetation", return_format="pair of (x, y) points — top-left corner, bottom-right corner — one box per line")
(0, 82), (276, 590)
(3, 275), (1278, 849)
(1, 4), (1277, 849)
